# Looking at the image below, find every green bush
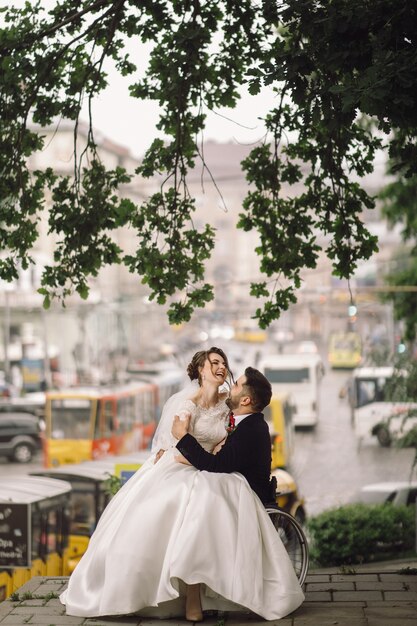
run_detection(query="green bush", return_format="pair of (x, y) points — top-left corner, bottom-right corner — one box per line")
(307, 504), (415, 567)
(103, 473), (121, 496)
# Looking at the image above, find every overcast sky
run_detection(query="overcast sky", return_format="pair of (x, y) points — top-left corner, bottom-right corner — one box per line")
(83, 65), (278, 158)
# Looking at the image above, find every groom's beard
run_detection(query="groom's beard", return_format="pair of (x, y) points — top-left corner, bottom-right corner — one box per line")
(226, 395), (238, 411)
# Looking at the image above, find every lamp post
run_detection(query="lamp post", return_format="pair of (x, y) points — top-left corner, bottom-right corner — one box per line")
(2, 283), (15, 385)
(347, 303), (357, 331)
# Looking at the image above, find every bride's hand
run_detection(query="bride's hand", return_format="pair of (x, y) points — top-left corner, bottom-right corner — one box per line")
(212, 437), (226, 455)
(154, 449), (165, 464)
(172, 413), (191, 440)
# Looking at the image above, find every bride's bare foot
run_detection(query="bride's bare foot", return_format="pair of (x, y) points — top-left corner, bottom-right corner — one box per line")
(185, 583), (203, 622)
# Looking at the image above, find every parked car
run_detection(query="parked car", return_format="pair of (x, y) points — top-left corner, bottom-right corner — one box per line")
(354, 481), (417, 507)
(0, 392), (46, 419)
(0, 412), (44, 463)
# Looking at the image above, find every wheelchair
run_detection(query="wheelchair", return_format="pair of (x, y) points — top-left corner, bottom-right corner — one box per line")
(265, 477), (309, 585)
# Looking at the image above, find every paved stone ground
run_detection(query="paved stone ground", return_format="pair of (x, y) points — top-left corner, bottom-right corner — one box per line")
(1, 568), (417, 626)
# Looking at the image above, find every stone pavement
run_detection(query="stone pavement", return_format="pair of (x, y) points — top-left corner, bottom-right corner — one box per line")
(1, 566), (417, 626)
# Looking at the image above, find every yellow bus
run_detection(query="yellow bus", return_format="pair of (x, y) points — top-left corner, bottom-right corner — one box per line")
(233, 319), (267, 343)
(44, 382), (157, 467)
(0, 476), (71, 601)
(328, 332), (362, 369)
(264, 393), (295, 470)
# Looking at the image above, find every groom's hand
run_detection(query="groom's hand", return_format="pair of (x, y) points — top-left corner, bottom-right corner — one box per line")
(171, 413), (190, 440)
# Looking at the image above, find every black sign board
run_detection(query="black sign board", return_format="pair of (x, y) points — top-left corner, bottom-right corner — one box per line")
(0, 503), (31, 568)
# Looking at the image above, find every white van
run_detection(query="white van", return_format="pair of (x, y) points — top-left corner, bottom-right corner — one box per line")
(349, 366), (417, 445)
(259, 354), (324, 427)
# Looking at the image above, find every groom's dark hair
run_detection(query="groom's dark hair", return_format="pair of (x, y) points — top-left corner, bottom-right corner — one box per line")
(243, 367), (272, 412)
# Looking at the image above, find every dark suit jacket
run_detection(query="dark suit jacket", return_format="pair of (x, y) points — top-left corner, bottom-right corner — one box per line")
(176, 412), (272, 504)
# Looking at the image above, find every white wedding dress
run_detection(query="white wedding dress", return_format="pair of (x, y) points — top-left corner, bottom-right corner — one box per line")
(60, 398), (304, 620)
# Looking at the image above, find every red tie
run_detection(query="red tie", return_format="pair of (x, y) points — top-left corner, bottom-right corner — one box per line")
(227, 412), (235, 432)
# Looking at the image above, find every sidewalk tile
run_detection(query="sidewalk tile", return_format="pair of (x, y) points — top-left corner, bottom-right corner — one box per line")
(356, 581), (407, 590)
(298, 602), (366, 608)
(84, 619), (140, 625)
(10, 606), (65, 615)
(292, 615), (367, 626)
(306, 582), (354, 592)
(0, 606), (11, 620)
(364, 605), (417, 619)
(223, 616), (291, 625)
(189, 620), (226, 626)
(303, 592), (331, 602)
(380, 573), (410, 581)
(293, 606), (365, 618)
(34, 586), (63, 595)
(365, 601), (417, 606)
(220, 616), (254, 623)
(399, 580), (417, 588)
(333, 591), (383, 601)
(25, 617), (85, 624)
(328, 575), (358, 582)
(331, 574), (378, 582)
(367, 617), (417, 626)
(136, 619), (188, 626)
(226, 621), (292, 626)
(16, 577), (43, 591)
(45, 598), (66, 607)
(385, 591), (417, 601)
(304, 575), (330, 582)
(141, 618), (183, 624)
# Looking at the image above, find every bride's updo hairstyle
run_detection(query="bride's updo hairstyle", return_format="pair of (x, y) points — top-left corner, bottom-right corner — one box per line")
(187, 347), (231, 386)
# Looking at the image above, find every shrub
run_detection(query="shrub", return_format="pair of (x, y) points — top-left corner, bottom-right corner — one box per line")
(103, 473), (121, 496)
(307, 504), (415, 566)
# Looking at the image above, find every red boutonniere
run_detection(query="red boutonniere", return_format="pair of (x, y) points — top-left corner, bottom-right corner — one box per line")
(226, 412), (236, 433)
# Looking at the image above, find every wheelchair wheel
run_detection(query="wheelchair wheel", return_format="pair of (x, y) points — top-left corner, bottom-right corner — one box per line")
(266, 508), (309, 586)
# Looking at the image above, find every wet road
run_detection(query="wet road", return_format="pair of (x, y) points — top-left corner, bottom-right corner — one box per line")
(289, 367), (415, 516)
(1, 364), (415, 518)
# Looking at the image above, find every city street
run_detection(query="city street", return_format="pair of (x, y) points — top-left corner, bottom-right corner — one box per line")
(290, 366), (416, 516)
(1, 362), (415, 520)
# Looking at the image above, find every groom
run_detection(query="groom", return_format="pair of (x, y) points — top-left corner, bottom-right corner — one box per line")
(172, 366), (273, 504)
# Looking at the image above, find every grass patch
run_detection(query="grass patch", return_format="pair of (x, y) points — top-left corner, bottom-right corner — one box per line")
(8, 591), (59, 604)
(397, 566), (417, 575)
(338, 565), (357, 575)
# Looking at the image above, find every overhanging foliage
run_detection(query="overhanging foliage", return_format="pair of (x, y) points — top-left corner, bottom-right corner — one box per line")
(1, 0), (416, 325)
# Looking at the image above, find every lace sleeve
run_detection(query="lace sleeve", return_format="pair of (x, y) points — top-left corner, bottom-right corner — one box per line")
(151, 382), (199, 453)
(181, 399), (198, 435)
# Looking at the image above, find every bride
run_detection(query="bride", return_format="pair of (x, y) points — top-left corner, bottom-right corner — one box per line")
(60, 347), (304, 621)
